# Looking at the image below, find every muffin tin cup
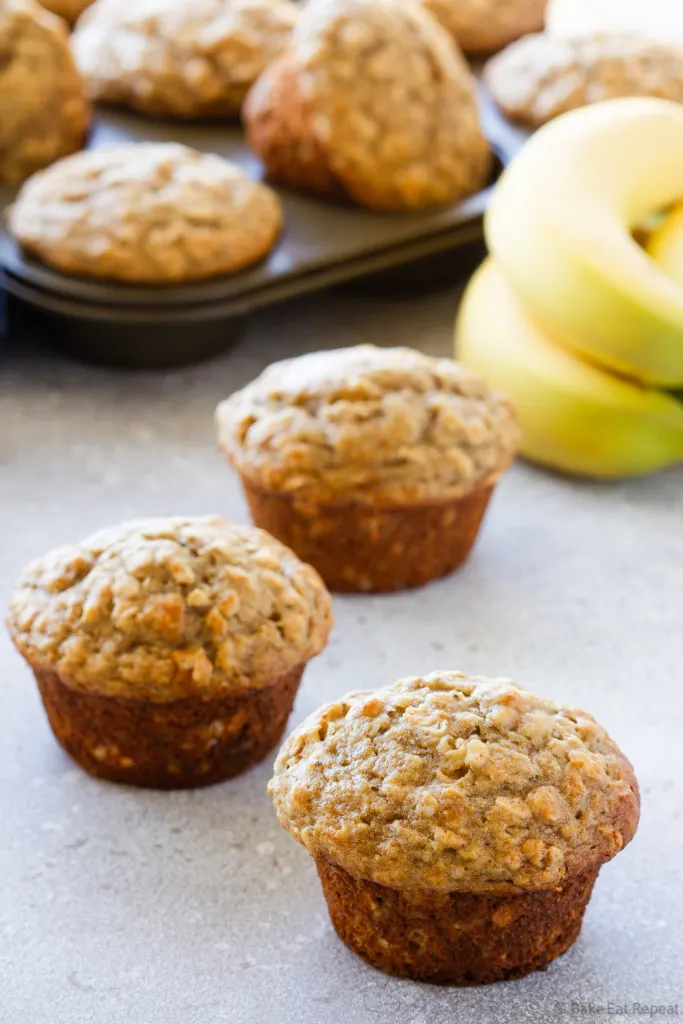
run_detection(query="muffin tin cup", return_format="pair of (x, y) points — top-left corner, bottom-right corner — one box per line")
(0, 95), (526, 369)
(240, 478), (496, 593)
(1, 273), (247, 369)
(33, 663), (306, 789)
(316, 858), (600, 985)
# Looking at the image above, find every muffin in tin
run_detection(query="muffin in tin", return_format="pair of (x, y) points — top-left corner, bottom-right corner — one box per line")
(0, 0), (90, 182)
(7, 516), (332, 789)
(485, 32), (683, 130)
(270, 671), (640, 984)
(72, 0), (298, 119)
(216, 345), (519, 593)
(244, 0), (491, 211)
(9, 142), (283, 284)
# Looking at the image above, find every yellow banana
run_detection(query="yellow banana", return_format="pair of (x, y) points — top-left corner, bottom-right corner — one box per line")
(455, 260), (683, 478)
(486, 98), (683, 387)
(647, 203), (683, 290)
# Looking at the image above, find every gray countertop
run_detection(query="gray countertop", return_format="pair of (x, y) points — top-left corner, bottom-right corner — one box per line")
(1, 283), (682, 1024)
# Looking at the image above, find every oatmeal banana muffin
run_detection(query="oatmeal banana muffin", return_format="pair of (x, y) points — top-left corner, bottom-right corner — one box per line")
(270, 671), (640, 984)
(37, 0), (93, 25)
(7, 517), (332, 788)
(0, 0), (89, 182)
(216, 345), (519, 593)
(9, 142), (283, 283)
(421, 0), (547, 56)
(244, 0), (491, 211)
(72, 0), (298, 118)
(485, 33), (683, 129)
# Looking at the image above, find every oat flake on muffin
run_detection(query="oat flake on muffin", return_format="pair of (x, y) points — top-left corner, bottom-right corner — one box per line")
(9, 142), (283, 283)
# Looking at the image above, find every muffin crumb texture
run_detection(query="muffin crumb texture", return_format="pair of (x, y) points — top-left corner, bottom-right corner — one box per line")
(217, 345), (519, 504)
(7, 516), (332, 701)
(0, 0), (90, 182)
(9, 143), (283, 283)
(72, 0), (298, 118)
(270, 672), (639, 892)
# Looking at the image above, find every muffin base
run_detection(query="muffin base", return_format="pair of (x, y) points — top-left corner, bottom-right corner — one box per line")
(34, 663), (305, 789)
(242, 480), (494, 593)
(316, 858), (599, 985)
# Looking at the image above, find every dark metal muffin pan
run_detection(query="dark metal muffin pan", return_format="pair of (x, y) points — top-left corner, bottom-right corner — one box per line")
(0, 90), (526, 367)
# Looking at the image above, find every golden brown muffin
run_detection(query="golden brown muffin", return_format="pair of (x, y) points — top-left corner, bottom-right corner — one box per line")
(244, 0), (491, 211)
(37, 0), (93, 25)
(485, 32), (683, 129)
(421, 0), (547, 56)
(216, 345), (519, 593)
(270, 671), (640, 984)
(7, 516), (332, 788)
(0, 0), (90, 182)
(9, 143), (283, 283)
(72, 0), (298, 118)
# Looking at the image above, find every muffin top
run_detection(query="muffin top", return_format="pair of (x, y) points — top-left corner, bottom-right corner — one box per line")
(0, 0), (90, 182)
(485, 32), (683, 129)
(7, 517), (332, 702)
(9, 142), (283, 283)
(216, 345), (519, 504)
(270, 672), (639, 893)
(286, 0), (491, 210)
(72, 0), (298, 117)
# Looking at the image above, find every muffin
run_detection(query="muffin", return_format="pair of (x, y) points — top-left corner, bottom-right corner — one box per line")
(485, 32), (683, 129)
(8, 143), (283, 284)
(7, 516), (332, 789)
(421, 0), (548, 55)
(244, 0), (491, 211)
(72, 0), (298, 119)
(0, 0), (90, 182)
(37, 0), (93, 25)
(270, 671), (640, 984)
(216, 345), (519, 593)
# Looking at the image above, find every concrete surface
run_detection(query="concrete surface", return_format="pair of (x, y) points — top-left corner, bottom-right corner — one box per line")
(1, 283), (682, 1024)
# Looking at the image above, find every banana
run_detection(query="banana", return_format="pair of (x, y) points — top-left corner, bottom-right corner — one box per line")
(647, 202), (683, 290)
(455, 260), (683, 478)
(486, 98), (683, 387)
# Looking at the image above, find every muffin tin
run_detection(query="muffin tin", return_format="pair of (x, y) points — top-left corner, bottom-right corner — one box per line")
(0, 91), (526, 368)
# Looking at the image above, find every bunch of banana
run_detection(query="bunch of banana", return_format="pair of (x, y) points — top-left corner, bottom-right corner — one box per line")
(455, 97), (683, 478)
